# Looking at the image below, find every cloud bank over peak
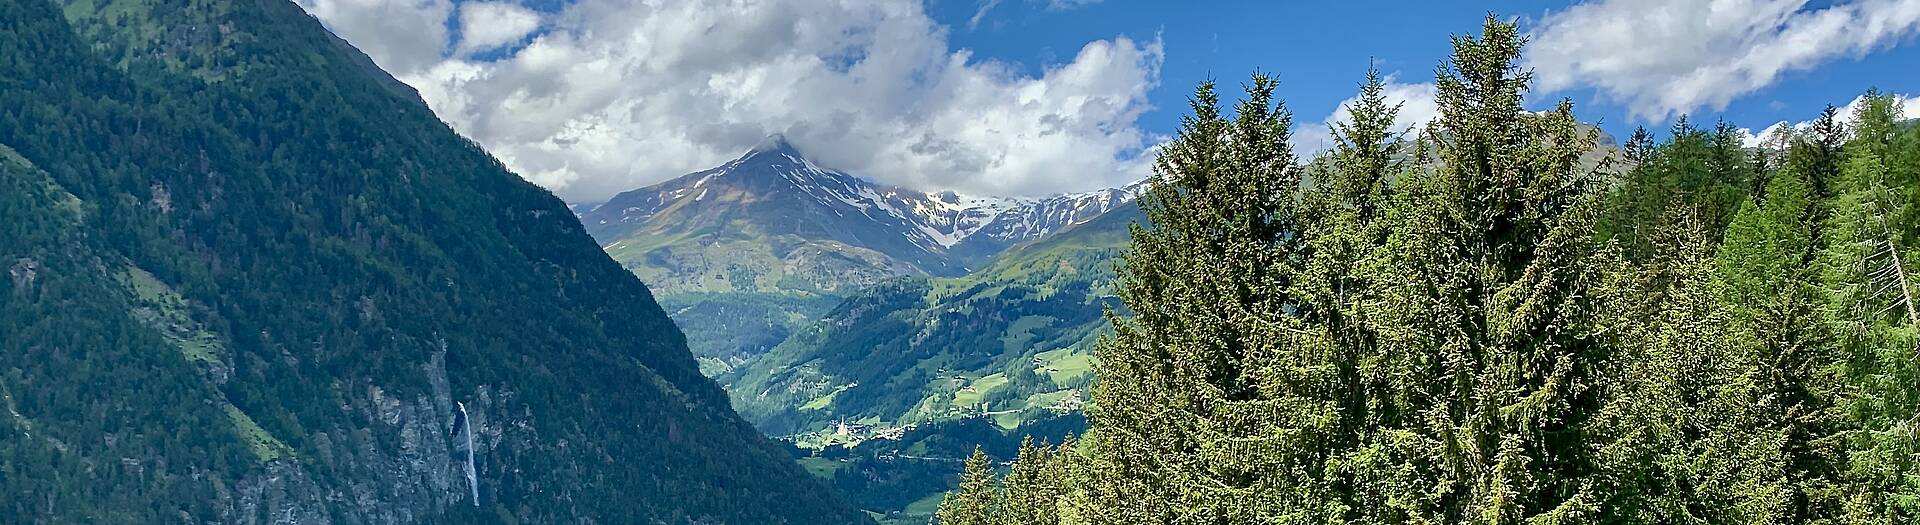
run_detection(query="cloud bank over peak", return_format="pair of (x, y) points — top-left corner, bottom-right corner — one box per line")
(296, 0), (1162, 201)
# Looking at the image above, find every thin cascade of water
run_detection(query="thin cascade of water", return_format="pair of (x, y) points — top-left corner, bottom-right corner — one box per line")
(457, 401), (479, 506)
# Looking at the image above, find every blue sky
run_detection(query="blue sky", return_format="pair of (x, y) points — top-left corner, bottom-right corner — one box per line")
(933, 0), (1919, 143)
(297, 0), (1920, 201)
(935, 1), (1538, 135)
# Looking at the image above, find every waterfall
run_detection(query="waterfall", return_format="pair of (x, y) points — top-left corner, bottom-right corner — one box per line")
(457, 401), (479, 506)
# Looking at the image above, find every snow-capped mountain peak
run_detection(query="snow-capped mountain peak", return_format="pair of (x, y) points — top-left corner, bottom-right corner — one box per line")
(579, 137), (1139, 272)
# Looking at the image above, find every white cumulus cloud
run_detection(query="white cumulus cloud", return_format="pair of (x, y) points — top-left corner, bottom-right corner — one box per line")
(455, 2), (542, 55)
(296, 0), (1163, 202)
(1527, 0), (1920, 122)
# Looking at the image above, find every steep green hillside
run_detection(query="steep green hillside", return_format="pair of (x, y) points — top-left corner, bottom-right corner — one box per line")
(662, 291), (845, 375)
(0, 0), (867, 522)
(720, 203), (1142, 438)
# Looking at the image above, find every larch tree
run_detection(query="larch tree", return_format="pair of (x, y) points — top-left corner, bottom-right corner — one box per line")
(1818, 92), (1920, 523)
(1714, 151), (1848, 524)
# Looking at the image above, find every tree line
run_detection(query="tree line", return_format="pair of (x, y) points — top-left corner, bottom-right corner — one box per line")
(938, 15), (1918, 525)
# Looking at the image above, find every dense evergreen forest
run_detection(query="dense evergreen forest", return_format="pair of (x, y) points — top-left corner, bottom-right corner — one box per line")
(939, 17), (1919, 525)
(0, 0), (867, 522)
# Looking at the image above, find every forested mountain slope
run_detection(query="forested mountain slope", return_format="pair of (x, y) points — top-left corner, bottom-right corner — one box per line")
(721, 203), (1143, 438)
(0, 0), (867, 522)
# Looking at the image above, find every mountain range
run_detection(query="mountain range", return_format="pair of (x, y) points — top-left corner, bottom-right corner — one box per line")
(566, 136), (1144, 523)
(576, 136), (1139, 374)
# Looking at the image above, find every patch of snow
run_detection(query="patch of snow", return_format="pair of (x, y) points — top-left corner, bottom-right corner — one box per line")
(600, 140), (1146, 251)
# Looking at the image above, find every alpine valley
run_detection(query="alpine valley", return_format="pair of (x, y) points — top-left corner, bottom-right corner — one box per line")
(575, 138), (1144, 523)
(577, 137), (1139, 378)
(10, 0), (1919, 524)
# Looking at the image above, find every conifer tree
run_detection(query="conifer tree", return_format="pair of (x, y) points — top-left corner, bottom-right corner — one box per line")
(1817, 92), (1920, 522)
(1593, 208), (1786, 523)
(1624, 126), (1656, 164)
(935, 22), (1917, 525)
(940, 447), (1001, 525)
(1000, 437), (1065, 525)
(1298, 66), (1409, 521)
(1796, 106), (1848, 206)
(1715, 155), (1849, 523)
(1709, 120), (1762, 216)
(1363, 16), (1611, 522)
(1317, 66), (1407, 219)
(1600, 117), (1750, 262)
(1080, 71), (1336, 523)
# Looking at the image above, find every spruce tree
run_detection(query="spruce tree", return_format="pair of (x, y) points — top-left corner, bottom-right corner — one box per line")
(940, 447), (1001, 525)
(935, 21), (1917, 525)
(1593, 208), (1786, 523)
(1709, 120), (1762, 221)
(1298, 66), (1409, 522)
(1000, 438), (1066, 525)
(1599, 117), (1750, 262)
(1624, 126), (1656, 165)
(1080, 71), (1336, 523)
(1317, 66), (1407, 219)
(1363, 16), (1611, 523)
(1796, 106), (1848, 206)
